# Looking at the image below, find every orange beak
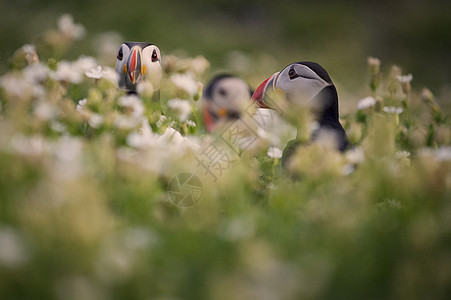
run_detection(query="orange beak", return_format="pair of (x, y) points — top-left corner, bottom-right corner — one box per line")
(251, 72), (279, 109)
(203, 107), (215, 133)
(126, 46), (142, 84)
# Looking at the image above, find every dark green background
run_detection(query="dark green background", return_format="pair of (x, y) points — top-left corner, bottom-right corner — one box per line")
(1, 0), (450, 100)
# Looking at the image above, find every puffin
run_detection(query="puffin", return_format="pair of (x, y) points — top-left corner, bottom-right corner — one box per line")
(115, 42), (162, 98)
(202, 74), (253, 133)
(252, 61), (349, 165)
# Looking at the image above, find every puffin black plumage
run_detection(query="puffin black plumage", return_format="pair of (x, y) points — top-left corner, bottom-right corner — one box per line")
(252, 61), (349, 164)
(115, 42), (162, 98)
(202, 74), (253, 132)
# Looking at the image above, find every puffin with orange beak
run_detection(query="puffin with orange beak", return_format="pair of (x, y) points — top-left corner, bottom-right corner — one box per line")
(115, 42), (162, 97)
(202, 74), (253, 133)
(252, 61), (349, 164)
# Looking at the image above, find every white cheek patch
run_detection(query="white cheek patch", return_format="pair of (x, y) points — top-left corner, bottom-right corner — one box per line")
(275, 65), (329, 105)
(115, 44), (130, 88)
(146, 64), (162, 90)
(141, 46), (162, 90)
(277, 78), (326, 103)
(212, 78), (250, 112)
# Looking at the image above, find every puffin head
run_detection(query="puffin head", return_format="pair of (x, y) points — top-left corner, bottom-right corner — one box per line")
(115, 42), (162, 93)
(252, 61), (339, 121)
(252, 61), (348, 152)
(202, 74), (252, 132)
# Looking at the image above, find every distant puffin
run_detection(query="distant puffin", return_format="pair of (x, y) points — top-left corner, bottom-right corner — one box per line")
(115, 42), (162, 98)
(252, 61), (349, 164)
(202, 74), (253, 132)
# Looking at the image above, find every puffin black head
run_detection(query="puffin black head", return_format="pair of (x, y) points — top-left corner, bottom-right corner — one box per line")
(124, 42), (153, 49)
(252, 61), (348, 151)
(115, 42), (162, 94)
(202, 74), (252, 132)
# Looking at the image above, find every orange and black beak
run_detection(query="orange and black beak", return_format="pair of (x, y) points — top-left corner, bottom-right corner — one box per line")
(203, 107), (215, 133)
(251, 72), (279, 109)
(126, 46), (143, 85)
(203, 106), (234, 133)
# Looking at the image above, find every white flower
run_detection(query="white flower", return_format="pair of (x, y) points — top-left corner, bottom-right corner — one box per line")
(253, 108), (297, 148)
(85, 65), (103, 79)
(0, 227), (28, 268)
(395, 151), (410, 159)
(118, 95), (138, 107)
(22, 44), (39, 64)
(24, 63), (50, 83)
(57, 14), (85, 40)
(342, 147), (365, 176)
(51, 56), (98, 84)
(127, 120), (157, 148)
(0, 73), (39, 99)
(136, 80), (154, 97)
(156, 115), (167, 128)
(357, 96), (377, 110)
(34, 100), (57, 121)
(434, 147), (451, 161)
(267, 146), (283, 159)
(102, 66), (118, 84)
(122, 125), (201, 176)
(158, 127), (185, 145)
(127, 114), (200, 146)
(10, 134), (49, 157)
(186, 119), (196, 127)
(50, 121), (67, 133)
(53, 136), (83, 162)
(73, 56), (98, 74)
(367, 57), (381, 72)
(167, 98), (192, 122)
(345, 147), (365, 164)
(396, 74), (413, 83)
(170, 73), (199, 96)
(383, 106), (403, 114)
(188, 56), (210, 76)
(88, 113), (104, 128)
(114, 116), (141, 130)
(76, 99), (87, 112)
(22, 44), (36, 56)
(52, 61), (83, 84)
(158, 127), (200, 151)
(118, 95), (144, 118)
(420, 147), (451, 162)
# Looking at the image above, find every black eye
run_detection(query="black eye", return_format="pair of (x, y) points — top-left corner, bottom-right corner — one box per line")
(218, 88), (227, 97)
(117, 47), (123, 60)
(288, 66), (299, 80)
(151, 50), (159, 62)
